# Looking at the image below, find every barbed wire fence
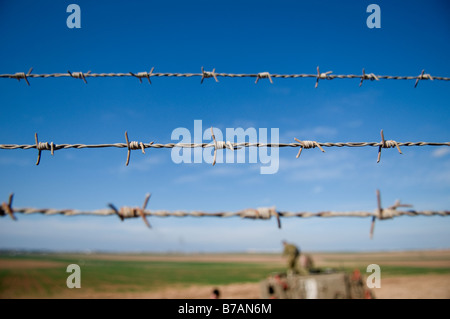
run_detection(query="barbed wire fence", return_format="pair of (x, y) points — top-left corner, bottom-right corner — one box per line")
(1, 67), (449, 87)
(1, 191), (448, 239)
(1, 67), (449, 240)
(1, 130), (449, 166)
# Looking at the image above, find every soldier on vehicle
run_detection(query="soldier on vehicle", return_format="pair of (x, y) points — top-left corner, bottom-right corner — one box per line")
(282, 240), (300, 275)
(300, 253), (315, 273)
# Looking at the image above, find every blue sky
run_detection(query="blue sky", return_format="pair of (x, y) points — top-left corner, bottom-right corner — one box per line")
(0, 0), (449, 253)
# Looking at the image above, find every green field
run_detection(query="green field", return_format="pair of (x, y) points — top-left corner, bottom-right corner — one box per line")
(0, 253), (285, 298)
(1, 251), (450, 298)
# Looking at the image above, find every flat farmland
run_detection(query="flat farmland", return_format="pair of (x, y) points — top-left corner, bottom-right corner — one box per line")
(1, 250), (449, 299)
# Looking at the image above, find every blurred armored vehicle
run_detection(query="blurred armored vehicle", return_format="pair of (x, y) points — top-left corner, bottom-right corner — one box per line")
(260, 258), (375, 299)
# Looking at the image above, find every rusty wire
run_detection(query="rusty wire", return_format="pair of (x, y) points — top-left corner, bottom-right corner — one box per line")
(0, 130), (449, 165)
(1, 67), (448, 87)
(1, 191), (448, 238)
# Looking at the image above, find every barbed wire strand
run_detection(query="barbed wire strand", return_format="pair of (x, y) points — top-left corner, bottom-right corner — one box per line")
(1, 191), (448, 238)
(1, 67), (448, 87)
(0, 129), (449, 165)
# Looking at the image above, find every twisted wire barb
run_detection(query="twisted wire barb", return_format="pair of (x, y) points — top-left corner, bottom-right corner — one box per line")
(1, 191), (448, 238)
(0, 130), (449, 165)
(1, 67), (448, 87)
(6, 207), (448, 219)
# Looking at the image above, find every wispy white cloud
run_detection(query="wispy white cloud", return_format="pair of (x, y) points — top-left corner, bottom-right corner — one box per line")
(230, 119), (258, 129)
(345, 120), (364, 128)
(284, 164), (348, 181)
(321, 90), (381, 111)
(0, 156), (32, 167)
(282, 126), (338, 140)
(174, 165), (254, 184)
(116, 155), (163, 173)
(432, 147), (450, 158)
(277, 150), (362, 182)
(428, 166), (450, 184)
(312, 186), (324, 194)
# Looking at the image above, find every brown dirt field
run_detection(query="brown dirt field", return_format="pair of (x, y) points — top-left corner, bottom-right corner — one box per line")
(63, 249), (450, 265)
(0, 259), (64, 269)
(61, 253), (286, 264)
(301, 250), (450, 269)
(148, 274), (450, 299)
(375, 274), (450, 299)
(24, 274), (450, 299)
(144, 274), (450, 299)
(2, 274), (48, 296)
